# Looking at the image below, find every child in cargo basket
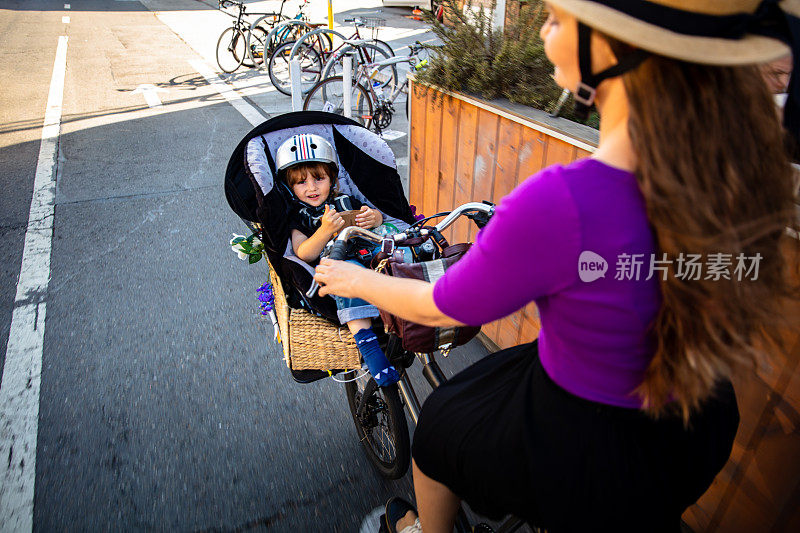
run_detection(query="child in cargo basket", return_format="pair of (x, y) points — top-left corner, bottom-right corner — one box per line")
(277, 133), (400, 387)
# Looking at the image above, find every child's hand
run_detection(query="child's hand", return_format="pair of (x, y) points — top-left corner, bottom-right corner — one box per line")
(356, 205), (383, 229)
(320, 204), (345, 237)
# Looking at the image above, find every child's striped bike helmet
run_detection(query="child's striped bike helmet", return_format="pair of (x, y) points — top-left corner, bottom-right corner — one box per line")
(275, 133), (338, 181)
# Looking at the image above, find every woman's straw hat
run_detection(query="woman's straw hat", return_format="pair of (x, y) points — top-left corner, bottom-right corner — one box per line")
(546, 0), (800, 65)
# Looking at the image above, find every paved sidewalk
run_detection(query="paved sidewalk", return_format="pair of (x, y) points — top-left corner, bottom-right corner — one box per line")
(139, 0), (437, 191)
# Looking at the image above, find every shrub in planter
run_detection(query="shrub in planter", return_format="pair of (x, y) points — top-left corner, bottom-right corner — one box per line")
(419, 0), (598, 127)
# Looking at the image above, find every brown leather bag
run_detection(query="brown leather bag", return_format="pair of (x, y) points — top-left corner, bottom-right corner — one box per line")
(377, 243), (481, 353)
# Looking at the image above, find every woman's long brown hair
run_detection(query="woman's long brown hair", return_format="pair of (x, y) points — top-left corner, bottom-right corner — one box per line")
(619, 52), (799, 421)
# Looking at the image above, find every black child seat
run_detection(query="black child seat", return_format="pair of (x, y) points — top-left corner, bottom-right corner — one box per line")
(225, 111), (416, 382)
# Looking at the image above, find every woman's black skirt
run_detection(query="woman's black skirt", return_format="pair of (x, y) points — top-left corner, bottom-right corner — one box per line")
(411, 341), (739, 532)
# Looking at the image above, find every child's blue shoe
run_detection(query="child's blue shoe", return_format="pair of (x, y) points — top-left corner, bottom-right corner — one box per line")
(354, 328), (400, 387)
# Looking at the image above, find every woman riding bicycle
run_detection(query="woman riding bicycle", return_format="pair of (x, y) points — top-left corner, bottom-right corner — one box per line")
(315, 0), (800, 531)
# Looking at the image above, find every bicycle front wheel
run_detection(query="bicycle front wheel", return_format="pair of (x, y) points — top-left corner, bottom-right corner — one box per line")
(216, 27), (246, 73)
(345, 374), (410, 480)
(303, 76), (374, 128)
(268, 40), (323, 95)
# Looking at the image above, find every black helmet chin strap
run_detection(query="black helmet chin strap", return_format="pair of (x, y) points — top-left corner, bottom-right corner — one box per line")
(574, 22), (651, 120)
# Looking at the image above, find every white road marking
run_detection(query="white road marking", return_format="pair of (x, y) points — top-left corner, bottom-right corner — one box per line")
(132, 83), (166, 108)
(0, 35), (68, 533)
(189, 59), (265, 127)
(62, 16), (70, 23)
(379, 130), (407, 141)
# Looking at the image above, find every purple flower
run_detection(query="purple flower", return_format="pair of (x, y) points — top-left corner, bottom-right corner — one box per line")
(410, 204), (425, 222)
(256, 281), (274, 314)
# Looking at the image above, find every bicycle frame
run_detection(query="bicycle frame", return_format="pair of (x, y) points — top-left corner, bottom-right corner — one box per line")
(361, 56), (413, 104)
(346, 44), (425, 131)
(243, 0), (312, 65)
(219, 0), (291, 65)
(275, 7), (309, 42)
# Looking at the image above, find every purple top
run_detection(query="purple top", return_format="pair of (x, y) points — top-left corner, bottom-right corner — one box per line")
(433, 159), (661, 408)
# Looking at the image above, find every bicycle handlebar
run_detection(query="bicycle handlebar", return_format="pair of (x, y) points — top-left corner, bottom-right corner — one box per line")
(326, 240), (349, 262)
(218, 0), (242, 9)
(304, 202), (495, 298)
(336, 202), (494, 251)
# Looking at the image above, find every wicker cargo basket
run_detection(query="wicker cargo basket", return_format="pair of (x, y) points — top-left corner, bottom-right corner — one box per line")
(269, 261), (361, 371)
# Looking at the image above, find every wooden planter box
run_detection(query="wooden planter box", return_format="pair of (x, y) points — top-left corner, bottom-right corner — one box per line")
(406, 77), (800, 531)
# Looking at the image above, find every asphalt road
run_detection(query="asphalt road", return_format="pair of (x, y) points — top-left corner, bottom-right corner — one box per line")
(0, 1), (497, 531)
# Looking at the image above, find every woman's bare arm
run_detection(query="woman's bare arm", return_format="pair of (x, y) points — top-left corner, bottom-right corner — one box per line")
(314, 258), (465, 327)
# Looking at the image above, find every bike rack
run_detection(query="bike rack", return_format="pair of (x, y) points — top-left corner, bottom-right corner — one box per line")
(288, 27), (347, 60)
(288, 28), (354, 114)
(248, 19), (312, 66)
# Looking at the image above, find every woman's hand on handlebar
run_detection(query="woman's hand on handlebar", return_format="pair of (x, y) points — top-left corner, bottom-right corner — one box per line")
(314, 258), (364, 298)
(315, 258), (465, 327)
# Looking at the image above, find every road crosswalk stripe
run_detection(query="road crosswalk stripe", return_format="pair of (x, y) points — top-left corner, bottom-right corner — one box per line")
(189, 59), (266, 127)
(0, 35), (68, 533)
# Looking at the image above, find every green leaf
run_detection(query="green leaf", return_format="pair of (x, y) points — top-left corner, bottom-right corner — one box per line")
(240, 242), (254, 253)
(231, 237), (245, 245)
(248, 253), (261, 264)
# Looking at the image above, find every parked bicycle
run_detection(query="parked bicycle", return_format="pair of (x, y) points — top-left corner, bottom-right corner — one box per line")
(302, 41), (429, 133)
(267, 16), (395, 96)
(246, 0), (321, 69)
(216, 0), (286, 73)
(318, 17), (395, 80)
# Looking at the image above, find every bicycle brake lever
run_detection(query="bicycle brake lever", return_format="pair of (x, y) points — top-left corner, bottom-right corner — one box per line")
(305, 240), (347, 299)
(306, 280), (320, 298)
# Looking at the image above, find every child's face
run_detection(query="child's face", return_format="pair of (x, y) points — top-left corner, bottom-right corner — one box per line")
(290, 169), (332, 207)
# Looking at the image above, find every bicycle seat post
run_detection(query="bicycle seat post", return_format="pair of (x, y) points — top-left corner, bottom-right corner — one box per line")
(419, 352), (447, 389)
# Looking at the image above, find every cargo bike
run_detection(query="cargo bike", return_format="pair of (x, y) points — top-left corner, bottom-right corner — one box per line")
(225, 112), (523, 532)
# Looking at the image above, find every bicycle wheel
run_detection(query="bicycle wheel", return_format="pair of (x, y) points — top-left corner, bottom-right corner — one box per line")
(303, 76), (374, 129)
(321, 43), (397, 90)
(243, 25), (269, 68)
(372, 38), (396, 58)
(345, 373), (410, 480)
(268, 40), (323, 95)
(216, 27), (246, 73)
